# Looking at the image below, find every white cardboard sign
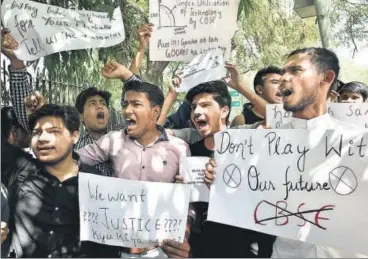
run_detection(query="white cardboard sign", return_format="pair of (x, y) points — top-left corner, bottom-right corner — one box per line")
(266, 103), (368, 129)
(208, 129), (368, 255)
(1, 0), (125, 61)
(177, 49), (227, 93)
(79, 173), (190, 248)
(180, 157), (210, 202)
(149, 0), (239, 61)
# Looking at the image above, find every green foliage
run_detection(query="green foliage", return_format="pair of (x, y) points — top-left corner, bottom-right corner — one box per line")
(330, 0), (368, 56)
(34, 0), (366, 109)
(234, 0), (319, 71)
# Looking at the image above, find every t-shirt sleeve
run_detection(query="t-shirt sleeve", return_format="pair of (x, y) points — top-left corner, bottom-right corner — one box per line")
(77, 132), (116, 166)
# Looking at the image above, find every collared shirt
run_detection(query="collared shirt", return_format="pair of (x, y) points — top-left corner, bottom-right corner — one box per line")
(74, 123), (125, 177)
(77, 126), (190, 181)
(273, 113), (367, 258)
(2, 139), (118, 258)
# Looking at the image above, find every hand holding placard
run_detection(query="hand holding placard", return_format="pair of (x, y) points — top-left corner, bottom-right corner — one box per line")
(180, 157), (210, 202)
(79, 173), (190, 248)
(1, 0), (126, 61)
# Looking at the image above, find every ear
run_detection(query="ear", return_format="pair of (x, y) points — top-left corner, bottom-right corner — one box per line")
(80, 113), (85, 122)
(71, 130), (80, 145)
(255, 85), (264, 95)
(220, 106), (230, 120)
(152, 106), (161, 120)
(322, 70), (336, 88)
(329, 90), (338, 103)
(8, 127), (17, 144)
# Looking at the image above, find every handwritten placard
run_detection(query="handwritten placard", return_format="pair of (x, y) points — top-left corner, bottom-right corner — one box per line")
(1, 0), (125, 61)
(266, 103), (368, 129)
(79, 173), (190, 248)
(180, 157), (210, 202)
(177, 49), (227, 92)
(149, 0), (239, 61)
(208, 129), (368, 255)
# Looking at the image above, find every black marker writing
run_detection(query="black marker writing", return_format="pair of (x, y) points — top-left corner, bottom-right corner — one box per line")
(282, 166), (330, 200)
(11, 1), (38, 18)
(14, 15), (35, 38)
(247, 165), (276, 192)
(265, 132), (309, 172)
(325, 134), (367, 158)
(217, 131), (254, 160)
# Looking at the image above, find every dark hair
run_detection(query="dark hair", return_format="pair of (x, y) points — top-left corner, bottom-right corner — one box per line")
(122, 81), (164, 107)
(1, 106), (23, 138)
(186, 80), (232, 123)
(75, 87), (111, 114)
(338, 81), (368, 101)
(29, 104), (80, 134)
(253, 66), (282, 94)
(287, 48), (340, 95)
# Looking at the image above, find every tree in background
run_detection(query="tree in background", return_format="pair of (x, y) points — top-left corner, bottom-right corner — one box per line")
(330, 0), (368, 57)
(24, 0), (366, 109)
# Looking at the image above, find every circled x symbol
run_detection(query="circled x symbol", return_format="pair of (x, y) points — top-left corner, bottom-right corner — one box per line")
(328, 166), (358, 195)
(223, 164), (242, 188)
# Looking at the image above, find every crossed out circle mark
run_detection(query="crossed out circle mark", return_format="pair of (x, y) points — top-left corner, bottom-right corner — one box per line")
(223, 164), (242, 189)
(328, 166), (358, 196)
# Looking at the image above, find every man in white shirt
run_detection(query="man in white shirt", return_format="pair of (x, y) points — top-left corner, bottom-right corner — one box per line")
(205, 47), (367, 258)
(272, 47), (367, 258)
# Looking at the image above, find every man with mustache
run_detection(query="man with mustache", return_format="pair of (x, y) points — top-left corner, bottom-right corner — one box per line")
(205, 47), (367, 258)
(2, 104), (119, 257)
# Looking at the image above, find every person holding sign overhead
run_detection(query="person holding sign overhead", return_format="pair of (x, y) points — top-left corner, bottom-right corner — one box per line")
(205, 47), (367, 258)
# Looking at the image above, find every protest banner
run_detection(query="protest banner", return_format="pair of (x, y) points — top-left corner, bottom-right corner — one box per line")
(207, 129), (368, 254)
(149, 0), (239, 61)
(266, 103), (368, 129)
(180, 157), (210, 202)
(177, 49), (227, 92)
(1, 0), (125, 61)
(79, 173), (190, 248)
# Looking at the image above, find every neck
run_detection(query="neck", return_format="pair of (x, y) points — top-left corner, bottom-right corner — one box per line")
(204, 123), (227, 150)
(136, 126), (161, 147)
(251, 107), (264, 119)
(45, 154), (78, 182)
(89, 131), (106, 140)
(293, 100), (327, 120)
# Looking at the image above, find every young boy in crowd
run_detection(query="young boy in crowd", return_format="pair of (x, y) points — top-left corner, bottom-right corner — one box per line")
(337, 81), (368, 103)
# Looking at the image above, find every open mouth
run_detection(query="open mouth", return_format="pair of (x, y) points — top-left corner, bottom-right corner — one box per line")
(282, 89), (293, 100)
(275, 92), (282, 98)
(97, 112), (105, 120)
(195, 119), (208, 130)
(126, 118), (137, 127)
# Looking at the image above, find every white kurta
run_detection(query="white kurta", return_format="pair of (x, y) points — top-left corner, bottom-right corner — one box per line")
(272, 113), (367, 258)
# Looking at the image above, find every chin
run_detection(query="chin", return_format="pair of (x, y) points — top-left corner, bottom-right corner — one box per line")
(126, 131), (139, 139)
(197, 130), (211, 138)
(37, 157), (58, 165)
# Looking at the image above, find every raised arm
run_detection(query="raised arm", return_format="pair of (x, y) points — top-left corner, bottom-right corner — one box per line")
(225, 63), (268, 118)
(157, 76), (181, 126)
(76, 132), (114, 166)
(1, 29), (33, 133)
(129, 24), (153, 74)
